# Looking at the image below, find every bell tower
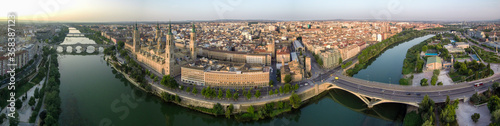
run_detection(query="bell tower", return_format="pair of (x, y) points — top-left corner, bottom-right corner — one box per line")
(156, 22), (162, 53)
(164, 21), (175, 75)
(133, 22), (140, 53)
(190, 23), (196, 60)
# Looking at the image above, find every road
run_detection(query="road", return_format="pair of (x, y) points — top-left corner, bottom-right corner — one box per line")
(324, 68), (500, 104)
(461, 32), (500, 56)
(0, 44), (44, 88)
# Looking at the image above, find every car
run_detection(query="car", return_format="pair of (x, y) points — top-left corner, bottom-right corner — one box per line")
(474, 82), (483, 87)
(305, 83), (309, 86)
(406, 93), (411, 95)
(416, 93), (421, 96)
(335, 77), (339, 80)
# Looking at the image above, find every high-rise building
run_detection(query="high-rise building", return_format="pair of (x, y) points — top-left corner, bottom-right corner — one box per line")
(320, 49), (341, 68)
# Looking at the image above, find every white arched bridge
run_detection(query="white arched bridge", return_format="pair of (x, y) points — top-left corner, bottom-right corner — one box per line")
(49, 43), (112, 53)
(311, 70), (499, 108)
(66, 33), (94, 37)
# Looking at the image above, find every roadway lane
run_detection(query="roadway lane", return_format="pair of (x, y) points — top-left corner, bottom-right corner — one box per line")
(329, 75), (498, 103)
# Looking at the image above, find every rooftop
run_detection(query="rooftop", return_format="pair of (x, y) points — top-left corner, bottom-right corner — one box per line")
(427, 56), (442, 64)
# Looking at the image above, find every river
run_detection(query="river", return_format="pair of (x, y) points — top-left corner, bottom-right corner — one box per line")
(353, 35), (435, 84)
(56, 30), (433, 126)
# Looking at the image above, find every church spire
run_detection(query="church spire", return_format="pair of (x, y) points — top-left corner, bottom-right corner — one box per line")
(191, 23), (196, 33)
(135, 21), (138, 30)
(156, 21), (159, 30)
(168, 20), (173, 35)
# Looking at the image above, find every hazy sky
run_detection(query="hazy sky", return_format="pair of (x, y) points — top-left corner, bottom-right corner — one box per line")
(2, 0), (499, 22)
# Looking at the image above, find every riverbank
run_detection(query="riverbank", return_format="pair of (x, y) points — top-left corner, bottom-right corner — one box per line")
(346, 30), (428, 76)
(104, 54), (325, 121)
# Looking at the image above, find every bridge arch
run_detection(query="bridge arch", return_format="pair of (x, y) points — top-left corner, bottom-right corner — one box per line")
(323, 83), (419, 108)
(327, 89), (405, 121)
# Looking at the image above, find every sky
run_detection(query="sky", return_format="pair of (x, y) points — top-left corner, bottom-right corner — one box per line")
(1, 0), (499, 22)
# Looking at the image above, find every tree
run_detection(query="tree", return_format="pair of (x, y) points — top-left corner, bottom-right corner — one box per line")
(339, 57), (343, 65)
(247, 105), (255, 115)
(269, 90), (273, 95)
(226, 89), (231, 99)
(431, 76), (437, 86)
(279, 86), (283, 94)
(440, 102), (457, 125)
(175, 94), (181, 103)
(34, 88), (40, 99)
(9, 112), (19, 126)
(186, 87), (191, 92)
(419, 95), (435, 114)
(471, 113), (480, 123)
(422, 45), (428, 52)
(233, 92), (239, 100)
(192, 88), (198, 95)
(317, 58), (323, 66)
(284, 75), (292, 83)
(290, 92), (301, 109)
(117, 40), (125, 50)
(268, 80), (274, 86)
(255, 90), (261, 98)
(246, 89), (252, 100)
(201, 87), (207, 97)
(421, 120), (433, 126)
(218, 88), (223, 99)
(213, 103), (224, 116)
(284, 83), (291, 93)
(29, 96), (36, 107)
(492, 109), (500, 124)
(274, 89), (278, 95)
(494, 82), (500, 94)
(154, 76), (158, 82)
(278, 101), (284, 109)
(226, 104), (234, 118)
(471, 92), (481, 104)
(437, 82), (443, 86)
(225, 107), (231, 119)
(488, 95), (500, 112)
(420, 78), (429, 86)
(161, 92), (172, 102)
(15, 99), (22, 109)
(294, 84), (299, 90)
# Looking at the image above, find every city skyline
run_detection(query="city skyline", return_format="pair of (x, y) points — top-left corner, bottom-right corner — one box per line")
(2, 0), (500, 22)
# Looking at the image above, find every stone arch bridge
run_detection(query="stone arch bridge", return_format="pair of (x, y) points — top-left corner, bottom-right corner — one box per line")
(49, 43), (112, 53)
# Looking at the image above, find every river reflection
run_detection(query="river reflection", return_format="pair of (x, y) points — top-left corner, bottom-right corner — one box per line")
(58, 54), (403, 126)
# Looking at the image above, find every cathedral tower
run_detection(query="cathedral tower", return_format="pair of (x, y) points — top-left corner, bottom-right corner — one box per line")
(190, 23), (196, 60)
(164, 21), (175, 75)
(133, 22), (140, 53)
